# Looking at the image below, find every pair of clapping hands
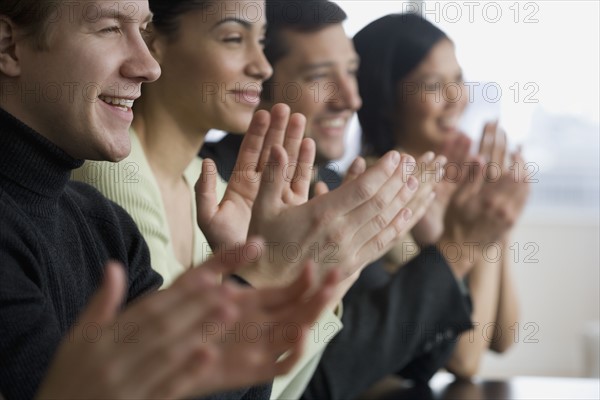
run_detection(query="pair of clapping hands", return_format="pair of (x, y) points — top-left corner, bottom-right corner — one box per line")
(196, 103), (441, 287)
(38, 104), (435, 399)
(413, 122), (530, 278)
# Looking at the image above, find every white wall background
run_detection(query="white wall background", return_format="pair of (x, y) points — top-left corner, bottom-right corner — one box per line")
(480, 215), (600, 378)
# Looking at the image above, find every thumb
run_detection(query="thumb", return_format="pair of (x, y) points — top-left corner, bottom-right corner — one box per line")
(343, 156), (366, 184)
(313, 181), (330, 197)
(195, 159), (219, 224)
(76, 261), (127, 327)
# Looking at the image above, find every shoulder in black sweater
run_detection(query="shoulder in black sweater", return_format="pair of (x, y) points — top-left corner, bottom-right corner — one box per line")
(0, 107), (162, 400)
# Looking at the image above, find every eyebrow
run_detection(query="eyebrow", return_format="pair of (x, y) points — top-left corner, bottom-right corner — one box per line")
(95, 8), (153, 24)
(299, 57), (360, 73)
(211, 17), (266, 31)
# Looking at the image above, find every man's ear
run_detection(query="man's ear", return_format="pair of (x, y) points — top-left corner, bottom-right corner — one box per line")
(145, 23), (166, 64)
(0, 17), (21, 77)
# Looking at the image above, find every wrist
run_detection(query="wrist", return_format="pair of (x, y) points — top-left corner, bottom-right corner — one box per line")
(234, 260), (294, 289)
(436, 234), (477, 279)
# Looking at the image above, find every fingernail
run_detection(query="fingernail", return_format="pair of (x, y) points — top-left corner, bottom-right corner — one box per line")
(350, 160), (362, 174)
(402, 208), (413, 221)
(391, 151), (400, 166)
(403, 155), (416, 165)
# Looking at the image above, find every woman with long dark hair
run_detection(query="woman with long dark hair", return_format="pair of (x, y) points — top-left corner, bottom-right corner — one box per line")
(354, 13), (530, 378)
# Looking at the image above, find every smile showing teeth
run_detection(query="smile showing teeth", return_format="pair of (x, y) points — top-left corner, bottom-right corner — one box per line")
(99, 95), (134, 111)
(319, 118), (345, 128)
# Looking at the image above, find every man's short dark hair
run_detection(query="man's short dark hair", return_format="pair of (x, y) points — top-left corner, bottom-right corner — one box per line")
(0, 0), (56, 50)
(262, 0), (346, 102)
(264, 0), (347, 67)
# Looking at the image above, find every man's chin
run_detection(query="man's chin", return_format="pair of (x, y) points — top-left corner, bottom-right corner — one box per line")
(90, 141), (132, 163)
(316, 148), (345, 165)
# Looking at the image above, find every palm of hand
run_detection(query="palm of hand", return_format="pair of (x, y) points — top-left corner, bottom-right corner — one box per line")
(196, 105), (310, 253)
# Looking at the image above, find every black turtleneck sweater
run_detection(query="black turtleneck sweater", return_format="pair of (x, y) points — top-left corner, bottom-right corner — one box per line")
(0, 107), (163, 400)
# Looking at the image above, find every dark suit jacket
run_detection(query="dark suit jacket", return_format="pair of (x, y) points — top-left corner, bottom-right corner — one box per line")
(201, 135), (473, 400)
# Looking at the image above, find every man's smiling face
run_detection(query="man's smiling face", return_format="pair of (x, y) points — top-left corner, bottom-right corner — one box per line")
(2, 0), (160, 161)
(267, 23), (362, 163)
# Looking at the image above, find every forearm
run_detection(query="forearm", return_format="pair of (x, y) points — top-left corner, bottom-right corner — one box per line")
(446, 257), (501, 378)
(490, 238), (520, 352)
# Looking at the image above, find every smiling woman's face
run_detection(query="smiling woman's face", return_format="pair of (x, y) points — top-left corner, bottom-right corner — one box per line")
(153, 0), (272, 134)
(394, 39), (468, 154)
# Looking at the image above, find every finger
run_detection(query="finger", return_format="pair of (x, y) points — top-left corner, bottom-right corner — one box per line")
(416, 152), (446, 187)
(231, 269), (340, 388)
(76, 261), (127, 327)
(343, 156), (366, 184)
(258, 104), (291, 170)
(419, 154), (446, 200)
(195, 159), (219, 226)
(291, 137), (316, 199)
(119, 293), (225, 397)
(149, 345), (220, 400)
(254, 145), (289, 213)
(433, 154), (447, 182)
(408, 191), (437, 227)
(479, 121), (498, 162)
(112, 273), (226, 377)
(492, 127), (507, 168)
(140, 283), (223, 340)
(442, 134), (471, 165)
(352, 195), (414, 261)
(271, 339), (305, 377)
(316, 150), (401, 215)
(283, 113), (308, 185)
(497, 152), (529, 219)
(232, 109), (271, 179)
(228, 340), (304, 390)
(512, 150), (526, 181)
(313, 181), (329, 197)
(254, 261), (315, 311)
(355, 205), (414, 267)
(269, 267), (340, 328)
(454, 156), (485, 204)
(418, 150), (435, 166)
(122, 256), (232, 328)
(404, 164), (438, 219)
(346, 155), (418, 235)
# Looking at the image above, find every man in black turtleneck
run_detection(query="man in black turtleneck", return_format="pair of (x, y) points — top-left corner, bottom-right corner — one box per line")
(0, 2), (164, 399)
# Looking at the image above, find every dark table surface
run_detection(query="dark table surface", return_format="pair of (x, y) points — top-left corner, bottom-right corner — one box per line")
(360, 372), (600, 400)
